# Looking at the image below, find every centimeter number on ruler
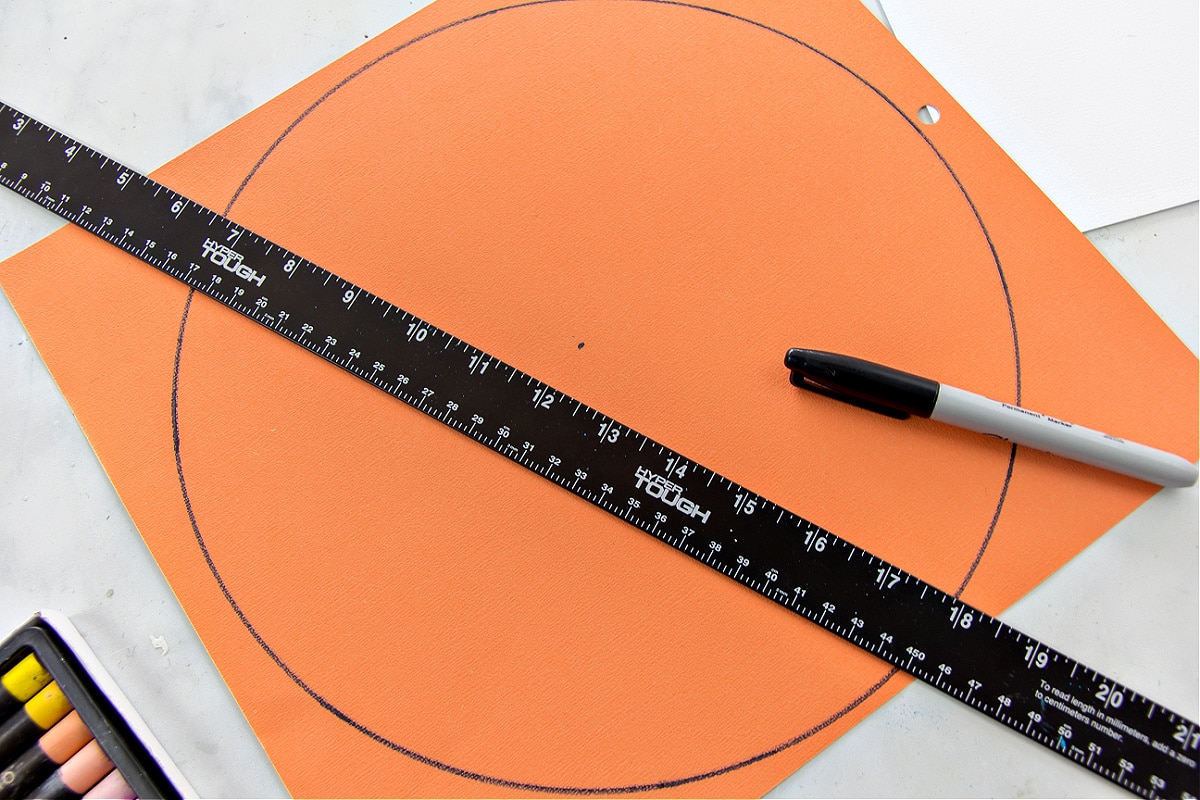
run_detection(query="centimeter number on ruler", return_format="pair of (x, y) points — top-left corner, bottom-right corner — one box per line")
(0, 102), (1196, 798)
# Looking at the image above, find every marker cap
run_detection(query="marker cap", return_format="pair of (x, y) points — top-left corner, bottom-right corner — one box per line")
(785, 348), (939, 419)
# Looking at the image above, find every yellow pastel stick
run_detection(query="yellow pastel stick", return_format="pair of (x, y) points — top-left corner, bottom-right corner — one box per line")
(0, 653), (52, 718)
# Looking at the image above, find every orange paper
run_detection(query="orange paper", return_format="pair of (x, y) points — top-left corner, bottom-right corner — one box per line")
(1, 1), (1195, 796)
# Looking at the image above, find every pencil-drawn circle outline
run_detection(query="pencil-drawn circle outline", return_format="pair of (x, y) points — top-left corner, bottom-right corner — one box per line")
(171, 0), (1022, 792)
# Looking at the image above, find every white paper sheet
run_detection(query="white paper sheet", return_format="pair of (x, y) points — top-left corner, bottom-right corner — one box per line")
(879, 0), (1199, 232)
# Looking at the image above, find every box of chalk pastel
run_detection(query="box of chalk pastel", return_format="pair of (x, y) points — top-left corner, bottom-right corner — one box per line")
(0, 611), (193, 799)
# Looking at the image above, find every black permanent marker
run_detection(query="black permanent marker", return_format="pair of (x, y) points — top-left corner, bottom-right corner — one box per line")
(786, 348), (1198, 487)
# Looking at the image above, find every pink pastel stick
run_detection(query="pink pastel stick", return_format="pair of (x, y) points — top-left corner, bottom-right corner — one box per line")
(82, 768), (136, 799)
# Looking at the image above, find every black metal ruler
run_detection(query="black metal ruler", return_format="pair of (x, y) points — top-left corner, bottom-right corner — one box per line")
(1, 101), (1196, 798)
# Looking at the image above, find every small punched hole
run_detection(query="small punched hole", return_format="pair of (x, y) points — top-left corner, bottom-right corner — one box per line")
(917, 104), (941, 124)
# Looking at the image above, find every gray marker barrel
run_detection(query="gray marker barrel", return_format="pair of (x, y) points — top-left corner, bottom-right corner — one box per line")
(931, 385), (1199, 487)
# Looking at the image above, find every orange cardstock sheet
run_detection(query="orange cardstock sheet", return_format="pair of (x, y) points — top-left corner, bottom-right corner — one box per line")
(2, 0), (1196, 796)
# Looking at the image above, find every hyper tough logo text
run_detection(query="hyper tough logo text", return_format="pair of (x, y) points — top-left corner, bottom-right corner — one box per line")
(201, 238), (266, 287)
(634, 466), (711, 523)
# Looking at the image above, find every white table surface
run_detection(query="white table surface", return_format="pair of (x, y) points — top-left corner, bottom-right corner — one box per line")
(0, 2), (1195, 797)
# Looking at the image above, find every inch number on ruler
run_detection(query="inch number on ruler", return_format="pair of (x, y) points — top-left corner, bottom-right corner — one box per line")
(0, 103), (1196, 798)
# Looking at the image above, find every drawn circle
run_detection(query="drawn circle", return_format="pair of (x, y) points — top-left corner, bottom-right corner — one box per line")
(172, 1), (1020, 791)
